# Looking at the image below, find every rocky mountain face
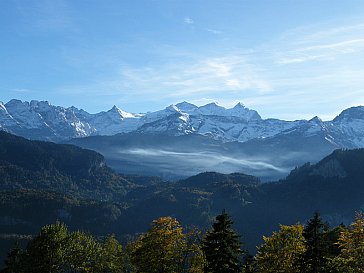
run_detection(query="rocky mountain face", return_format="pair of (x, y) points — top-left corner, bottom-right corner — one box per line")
(0, 99), (142, 141)
(2, 99), (364, 148)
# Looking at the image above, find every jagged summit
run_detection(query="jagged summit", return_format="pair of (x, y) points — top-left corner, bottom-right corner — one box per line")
(108, 105), (135, 118)
(233, 102), (245, 108)
(0, 99), (364, 148)
(227, 102), (261, 121)
(166, 104), (182, 113)
(29, 100), (51, 107)
(110, 105), (119, 111)
(309, 116), (323, 123)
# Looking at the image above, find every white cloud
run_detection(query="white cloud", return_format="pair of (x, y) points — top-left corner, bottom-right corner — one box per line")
(117, 56), (272, 99)
(184, 17), (194, 24)
(121, 148), (288, 172)
(206, 28), (222, 34)
(54, 18), (364, 120)
(273, 22), (364, 65)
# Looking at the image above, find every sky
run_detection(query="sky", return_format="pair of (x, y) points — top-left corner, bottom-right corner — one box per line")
(1, 0), (364, 120)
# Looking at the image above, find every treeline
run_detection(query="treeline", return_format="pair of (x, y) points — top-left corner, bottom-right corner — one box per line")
(2, 211), (364, 273)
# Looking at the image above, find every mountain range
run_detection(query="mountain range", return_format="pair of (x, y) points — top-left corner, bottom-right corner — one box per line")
(1, 99), (364, 180)
(1, 99), (364, 146)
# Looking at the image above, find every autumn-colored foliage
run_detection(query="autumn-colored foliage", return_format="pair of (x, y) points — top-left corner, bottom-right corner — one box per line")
(3, 211), (364, 273)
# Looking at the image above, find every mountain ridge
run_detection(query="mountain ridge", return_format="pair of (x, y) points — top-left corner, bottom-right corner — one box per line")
(2, 99), (364, 180)
(1, 99), (363, 148)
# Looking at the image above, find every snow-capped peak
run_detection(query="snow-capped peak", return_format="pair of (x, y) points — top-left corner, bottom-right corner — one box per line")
(166, 104), (182, 113)
(108, 105), (136, 118)
(2, 99), (364, 149)
(141, 104), (183, 124)
(200, 102), (222, 108)
(175, 101), (198, 113)
(198, 102), (226, 116)
(227, 102), (262, 120)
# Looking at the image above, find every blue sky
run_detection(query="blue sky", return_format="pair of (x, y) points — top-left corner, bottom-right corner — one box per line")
(1, 0), (364, 120)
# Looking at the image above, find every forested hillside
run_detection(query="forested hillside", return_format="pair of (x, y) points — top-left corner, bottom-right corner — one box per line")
(1, 132), (364, 265)
(0, 131), (136, 200)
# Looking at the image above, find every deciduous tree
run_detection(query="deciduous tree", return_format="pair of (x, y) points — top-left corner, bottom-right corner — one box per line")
(255, 224), (305, 273)
(23, 221), (69, 273)
(330, 213), (364, 273)
(130, 216), (187, 273)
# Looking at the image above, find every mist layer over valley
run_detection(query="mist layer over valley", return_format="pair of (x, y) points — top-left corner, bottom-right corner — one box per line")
(2, 99), (364, 180)
(67, 133), (332, 181)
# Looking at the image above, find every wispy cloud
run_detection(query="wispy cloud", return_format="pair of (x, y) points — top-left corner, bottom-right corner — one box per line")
(54, 18), (364, 120)
(206, 28), (222, 34)
(117, 56), (272, 99)
(274, 23), (364, 64)
(121, 148), (288, 173)
(297, 23), (364, 43)
(276, 38), (364, 64)
(184, 17), (194, 24)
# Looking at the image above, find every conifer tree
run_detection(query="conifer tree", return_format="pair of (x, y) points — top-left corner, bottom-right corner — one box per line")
(302, 211), (330, 273)
(325, 224), (346, 257)
(201, 210), (243, 273)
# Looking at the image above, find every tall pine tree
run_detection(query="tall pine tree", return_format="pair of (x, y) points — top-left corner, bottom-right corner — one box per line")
(302, 211), (330, 273)
(201, 210), (243, 273)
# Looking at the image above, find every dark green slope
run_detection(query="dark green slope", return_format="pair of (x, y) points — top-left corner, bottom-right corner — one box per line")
(0, 131), (136, 201)
(0, 189), (127, 235)
(118, 172), (262, 234)
(0, 189), (131, 267)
